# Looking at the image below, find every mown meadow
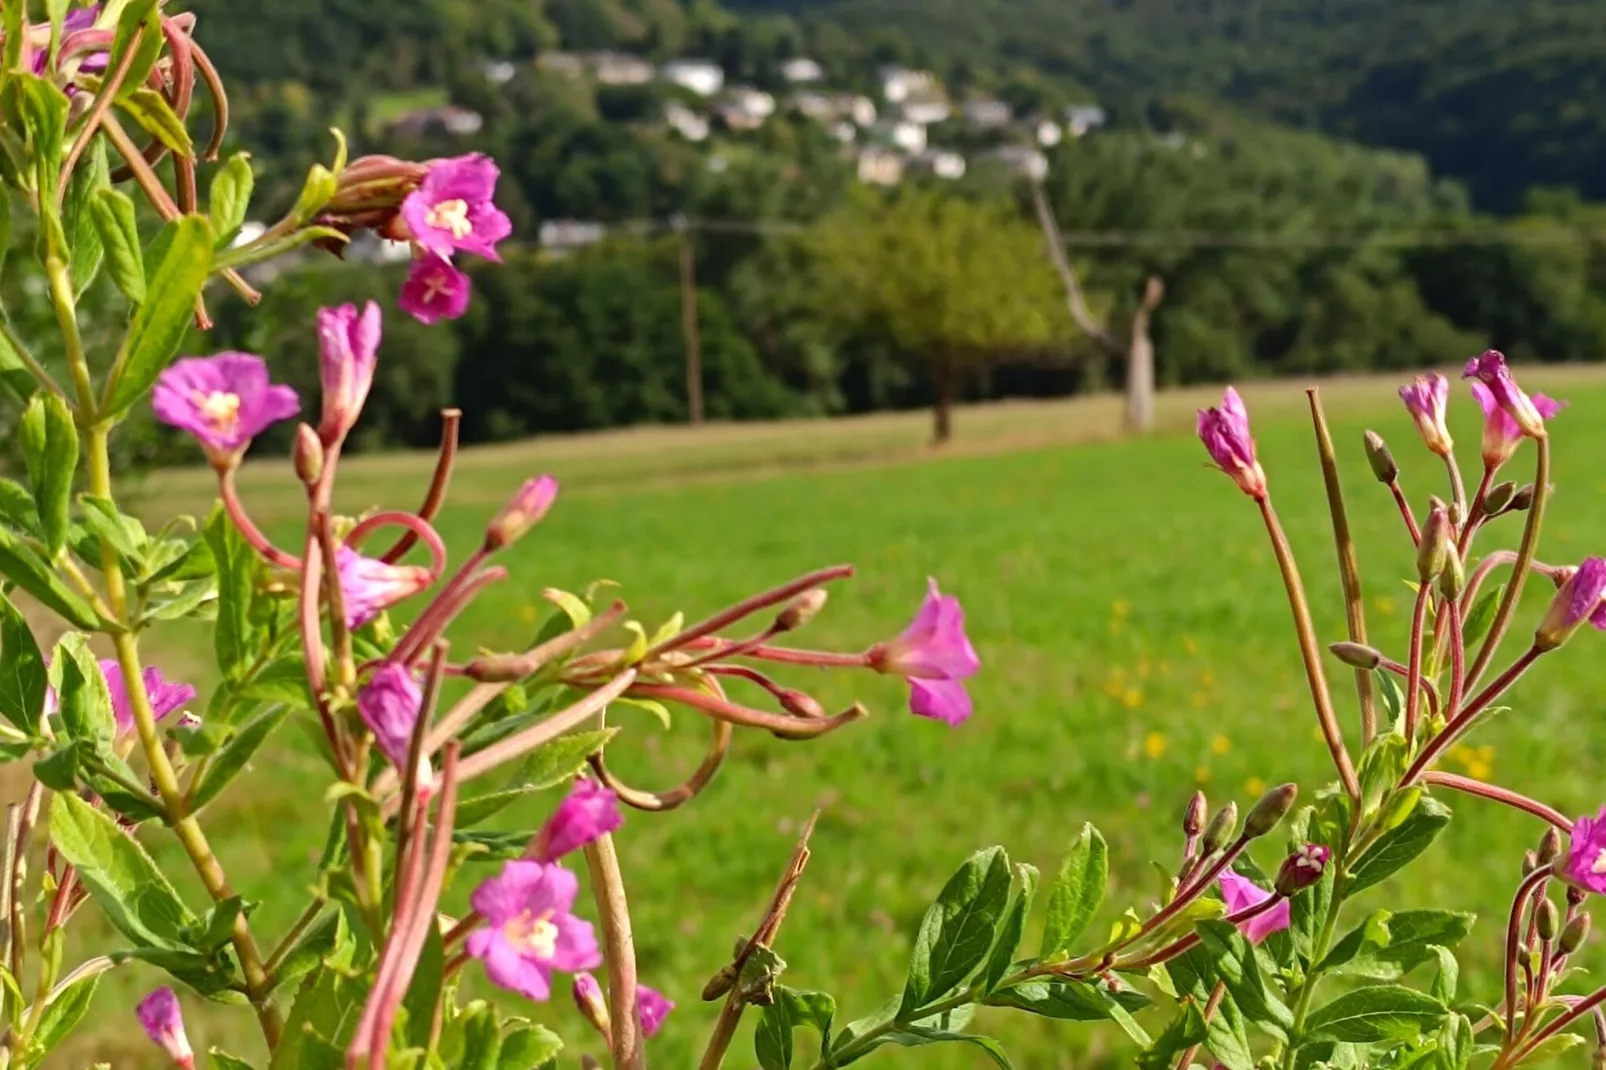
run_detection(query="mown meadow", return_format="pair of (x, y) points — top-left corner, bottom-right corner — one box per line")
(49, 370), (1606, 1067)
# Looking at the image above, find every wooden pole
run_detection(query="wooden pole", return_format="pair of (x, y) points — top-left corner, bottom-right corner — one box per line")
(679, 224), (705, 425)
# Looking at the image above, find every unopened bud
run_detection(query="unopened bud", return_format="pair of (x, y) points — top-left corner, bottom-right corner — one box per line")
(1329, 641), (1382, 670)
(485, 475), (560, 552)
(1539, 828), (1564, 866)
(1274, 843), (1331, 896)
(1535, 558), (1606, 652)
(775, 589), (828, 633)
(779, 689), (825, 719)
(1483, 481), (1516, 516)
(1244, 783), (1299, 839)
(293, 424), (324, 485)
(1560, 913), (1592, 955)
(1183, 791), (1208, 837)
(1536, 899), (1560, 942)
(1438, 545), (1465, 600)
(1522, 849), (1540, 876)
(702, 963), (737, 1001)
(463, 652), (529, 683)
(573, 973), (611, 1037)
(1416, 502), (1452, 583)
(1364, 431), (1397, 484)
(1201, 802), (1238, 854)
(1510, 483), (1536, 513)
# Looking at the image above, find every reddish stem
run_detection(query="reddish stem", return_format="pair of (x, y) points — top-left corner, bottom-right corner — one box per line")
(1422, 773), (1570, 831)
(646, 565), (855, 660)
(1404, 646), (1542, 785)
(1504, 866), (1553, 1041)
(381, 411), (460, 564)
(219, 467), (301, 570)
(1459, 468), (1495, 557)
(1403, 583), (1431, 744)
(626, 683), (866, 740)
(1389, 481), (1422, 545)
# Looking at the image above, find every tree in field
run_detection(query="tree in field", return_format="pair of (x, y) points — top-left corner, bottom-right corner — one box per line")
(806, 187), (1069, 443)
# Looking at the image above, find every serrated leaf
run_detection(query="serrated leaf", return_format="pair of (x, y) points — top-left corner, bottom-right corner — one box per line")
(496, 1023), (563, 1069)
(48, 792), (194, 948)
(209, 154), (254, 246)
(116, 87), (194, 156)
(0, 595), (47, 734)
(1196, 920), (1295, 1039)
(982, 862), (1038, 993)
(1303, 985), (1446, 1043)
(19, 393), (78, 557)
(31, 969), (100, 1055)
(1135, 1001), (1209, 1070)
(103, 214), (213, 416)
(62, 138), (108, 295)
(1462, 585), (1503, 650)
(1042, 823), (1107, 957)
(54, 634), (114, 746)
(91, 188), (146, 304)
(189, 705), (288, 813)
(1347, 797), (1452, 894)
(901, 847), (1013, 1015)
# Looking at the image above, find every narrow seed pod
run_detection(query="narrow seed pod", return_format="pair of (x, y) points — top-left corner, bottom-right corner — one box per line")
(1482, 481), (1516, 516)
(1560, 913), (1592, 955)
(1201, 802), (1239, 854)
(1536, 899), (1560, 942)
(1330, 642), (1383, 670)
(1364, 431), (1397, 484)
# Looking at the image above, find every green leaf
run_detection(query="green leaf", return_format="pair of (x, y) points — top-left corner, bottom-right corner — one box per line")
(1356, 732), (1408, 816)
(19, 77), (69, 203)
(270, 961), (369, 1070)
(982, 862), (1038, 993)
(985, 977), (1147, 1021)
(203, 507), (260, 682)
(48, 792), (195, 948)
(77, 496), (147, 561)
(189, 705), (288, 813)
(30, 969), (100, 1055)
(0, 478), (39, 536)
(1462, 584), (1504, 652)
(1165, 944), (1253, 1070)
(1374, 912), (1475, 974)
(1519, 1031), (1585, 1065)
(91, 188), (146, 304)
(109, 0), (163, 95)
(19, 393), (78, 557)
(62, 139), (108, 295)
(103, 214), (213, 416)
(496, 1023), (563, 1069)
(1195, 920), (1296, 1039)
(833, 1002), (1010, 1068)
(192, 896), (246, 954)
(0, 595), (47, 734)
(116, 86), (194, 156)
(209, 154), (255, 247)
(1304, 985), (1446, 1043)
(756, 1000), (796, 1070)
(53, 634), (115, 747)
(1430, 946), (1459, 1004)
(1136, 1001), (1209, 1070)
(1373, 669), (1405, 731)
(0, 325), (34, 407)
(1320, 909), (1394, 975)
(402, 920), (444, 1049)
(901, 847), (1014, 1015)
(267, 909), (346, 995)
(1347, 796), (1452, 894)
(209, 1049), (256, 1070)
(1041, 823), (1107, 957)
(288, 164), (337, 226)
(33, 740), (83, 792)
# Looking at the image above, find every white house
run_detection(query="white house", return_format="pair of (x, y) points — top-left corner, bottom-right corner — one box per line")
(857, 147), (904, 186)
(591, 52), (655, 86)
(662, 58), (725, 97)
(789, 91), (833, 120)
(386, 106), (484, 138)
(726, 86), (776, 120)
(537, 52), (586, 78)
(872, 118), (927, 155)
(912, 148), (967, 180)
(480, 59), (517, 86)
(1066, 105), (1108, 137)
(539, 220), (607, 254)
(664, 101), (710, 142)
(900, 94), (952, 126)
(848, 95), (878, 127)
(877, 66), (936, 104)
(828, 120), (857, 144)
(781, 57), (825, 83)
(346, 232), (413, 264)
(1035, 119), (1063, 147)
(963, 99), (1012, 129)
(985, 145), (1049, 180)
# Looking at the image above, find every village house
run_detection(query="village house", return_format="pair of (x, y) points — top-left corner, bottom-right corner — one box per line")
(877, 65), (937, 104)
(1034, 118), (1064, 147)
(962, 99), (1013, 130)
(984, 145), (1049, 180)
(857, 146), (904, 186)
(911, 148), (967, 180)
(781, 57), (825, 84)
(871, 117), (927, 155)
(664, 101), (710, 142)
(386, 106), (484, 138)
(661, 58), (725, 97)
(539, 220), (608, 255)
(900, 93), (952, 127)
(1066, 105), (1108, 137)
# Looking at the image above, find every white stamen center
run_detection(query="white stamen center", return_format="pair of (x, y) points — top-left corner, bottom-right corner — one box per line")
(426, 198), (473, 240)
(1591, 848), (1606, 876)
(194, 390), (241, 431)
(504, 908), (559, 959)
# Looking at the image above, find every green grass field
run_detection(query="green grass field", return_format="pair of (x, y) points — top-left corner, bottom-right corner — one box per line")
(50, 369), (1606, 1067)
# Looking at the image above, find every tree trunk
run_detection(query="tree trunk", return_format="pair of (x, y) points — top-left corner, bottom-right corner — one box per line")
(932, 361), (956, 445)
(1124, 276), (1165, 434)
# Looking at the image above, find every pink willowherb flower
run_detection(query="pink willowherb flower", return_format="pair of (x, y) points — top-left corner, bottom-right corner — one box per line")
(1398, 374), (1453, 457)
(1197, 387), (1267, 500)
(136, 987), (195, 1069)
(1567, 806), (1606, 895)
(1274, 843), (1331, 896)
(400, 153), (512, 262)
(335, 546), (433, 629)
(869, 578), (981, 726)
(1218, 870), (1290, 944)
(1534, 558), (1606, 651)
(533, 779), (622, 862)
(486, 475), (560, 551)
(1468, 379), (1564, 470)
(467, 861), (601, 1001)
(399, 253), (473, 325)
(638, 983), (675, 1038)
(152, 354), (300, 467)
(1464, 350), (1561, 443)
(358, 663), (434, 797)
(99, 659), (196, 737)
(317, 301), (382, 445)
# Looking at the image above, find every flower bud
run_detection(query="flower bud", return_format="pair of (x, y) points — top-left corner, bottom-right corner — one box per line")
(1416, 502), (1453, 584)
(1510, 483), (1536, 513)
(1329, 641), (1382, 670)
(1536, 899), (1560, 942)
(293, 423), (324, 485)
(1539, 827), (1564, 866)
(775, 589), (828, 633)
(1560, 912), (1592, 955)
(1201, 802), (1238, 854)
(1535, 557), (1606, 652)
(1183, 791), (1208, 837)
(485, 475), (560, 552)
(1438, 545), (1465, 601)
(1482, 481), (1517, 517)
(572, 972), (611, 1037)
(1274, 843), (1331, 896)
(463, 652), (529, 683)
(1244, 783), (1299, 839)
(1364, 431), (1397, 484)
(779, 689), (825, 719)
(136, 988), (194, 1070)
(1522, 849), (1540, 876)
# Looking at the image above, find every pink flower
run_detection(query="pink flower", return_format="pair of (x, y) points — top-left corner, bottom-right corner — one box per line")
(534, 779), (622, 862)
(152, 354), (300, 467)
(335, 546), (433, 629)
(572, 971), (610, 1034)
(317, 301), (382, 445)
(1397, 374), (1453, 457)
(1197, 387), (1267, 500)
(136, 987), (195, 1070)
(1465, 350), (1562, 442)
(1274, 844), (1331, 896)
(638, 983), (675, 1038)
(399, 253), (472, 325)
(467, 861), (601, 1001)
(98, 659), (196, 737)
(358, 663), (434, 797)
(1218, 871), (1290, 944)
(485, 475), (560, 551)
(1535, 558), (1606, 651)
(1468, 379), (1564, 470)
(401, 153), (512, 262)
(1567, 806), (1606, 895)
(870, 578), (981, 726)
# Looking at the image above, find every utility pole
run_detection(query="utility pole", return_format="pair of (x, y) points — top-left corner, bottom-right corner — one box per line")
(676, 216), (705, 425)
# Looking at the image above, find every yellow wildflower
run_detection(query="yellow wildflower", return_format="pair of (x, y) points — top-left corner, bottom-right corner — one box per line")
(1144, 732), (1167, 759)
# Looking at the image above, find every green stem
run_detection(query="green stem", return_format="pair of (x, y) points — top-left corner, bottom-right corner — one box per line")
(810, 988), (981, 1070)
(1281, 872), (1349, 1070)
(1466, 438), (1550, 690)
(0, 316), (66, 401)
(264, 899), (327, 978)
